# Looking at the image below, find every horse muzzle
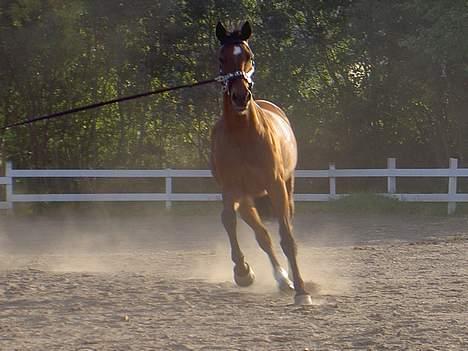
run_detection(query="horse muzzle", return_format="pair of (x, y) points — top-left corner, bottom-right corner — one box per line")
(231, 91), (251, 112)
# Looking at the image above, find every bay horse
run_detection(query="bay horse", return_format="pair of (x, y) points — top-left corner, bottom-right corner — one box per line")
(210, 21), (312, 305)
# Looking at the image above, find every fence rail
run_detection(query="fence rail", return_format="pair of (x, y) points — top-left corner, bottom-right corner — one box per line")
(1, 158), (466, 214)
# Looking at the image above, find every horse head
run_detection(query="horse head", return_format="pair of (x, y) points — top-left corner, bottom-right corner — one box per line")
(216, 21), (255, 113)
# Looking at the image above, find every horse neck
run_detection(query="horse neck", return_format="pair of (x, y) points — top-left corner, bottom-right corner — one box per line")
(222, 95), (264, 134)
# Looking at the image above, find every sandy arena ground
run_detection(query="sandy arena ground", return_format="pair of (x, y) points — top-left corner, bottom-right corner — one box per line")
(0, 210), (467, 350)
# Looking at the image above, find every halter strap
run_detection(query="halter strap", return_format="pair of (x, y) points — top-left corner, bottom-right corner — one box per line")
(216, 64), (255, 94)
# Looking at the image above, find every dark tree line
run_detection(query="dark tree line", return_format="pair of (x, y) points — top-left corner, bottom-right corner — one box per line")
(1, 0), (467, 170)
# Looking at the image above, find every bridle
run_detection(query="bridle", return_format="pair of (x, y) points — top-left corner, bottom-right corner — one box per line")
(216, 65), (255, 94)
(216, 42), (255, 95)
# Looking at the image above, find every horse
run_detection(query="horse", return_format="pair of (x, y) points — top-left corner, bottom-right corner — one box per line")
(210, 21), (312, 305)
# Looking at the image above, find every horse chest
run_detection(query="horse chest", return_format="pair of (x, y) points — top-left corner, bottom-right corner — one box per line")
(214, 137), (274, 194)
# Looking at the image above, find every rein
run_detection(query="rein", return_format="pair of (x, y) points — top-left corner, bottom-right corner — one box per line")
(1, 71), (253, 131)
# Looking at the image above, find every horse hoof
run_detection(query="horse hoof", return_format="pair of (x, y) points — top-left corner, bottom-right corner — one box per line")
(274, 267), (294, 293)
(234, 263), (255, 287)
(294, 294), (313, 306)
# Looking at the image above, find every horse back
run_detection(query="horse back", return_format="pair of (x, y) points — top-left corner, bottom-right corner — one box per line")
(255, 100), (288, 121)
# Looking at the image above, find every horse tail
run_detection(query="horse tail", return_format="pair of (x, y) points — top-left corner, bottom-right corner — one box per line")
(254, 195), (274, 221)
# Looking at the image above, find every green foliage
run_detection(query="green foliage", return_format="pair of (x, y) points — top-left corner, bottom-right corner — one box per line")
(0, 0), (467, 171)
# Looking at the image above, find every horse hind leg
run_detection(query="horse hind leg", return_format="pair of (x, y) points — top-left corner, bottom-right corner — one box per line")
(286, 176), (295, 219)
(238, 198), (293, 293)
(221, 195), (255, 287)
(268, 180), (312, 305)
(285, 176), (295, 278)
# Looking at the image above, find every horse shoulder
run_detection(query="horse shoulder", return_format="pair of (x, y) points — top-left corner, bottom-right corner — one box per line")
(210, 119), (245, 178)
(210, 118), (224, 178)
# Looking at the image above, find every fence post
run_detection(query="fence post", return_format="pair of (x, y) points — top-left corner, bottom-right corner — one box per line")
(5, 160), (13, 212)
(387, 158), (397, 194)
(329, 163), (336, 200)
(448, 158), (458, 215)
(165, 168), (172, 210)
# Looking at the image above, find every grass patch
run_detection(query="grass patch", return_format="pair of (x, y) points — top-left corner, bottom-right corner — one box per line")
(6, 194), (465, 218)
(327, 193), (402, 213)
(296, 193), (452, 216)
(8, 201), (223, 219)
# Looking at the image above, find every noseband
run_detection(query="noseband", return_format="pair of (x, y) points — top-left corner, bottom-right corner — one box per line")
(216, 65), (255, 94)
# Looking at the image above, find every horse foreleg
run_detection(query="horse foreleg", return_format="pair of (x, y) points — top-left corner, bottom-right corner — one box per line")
(238, 198), (293, 292)
(268, 180), (312, 305)
(222, 195), (255, 287)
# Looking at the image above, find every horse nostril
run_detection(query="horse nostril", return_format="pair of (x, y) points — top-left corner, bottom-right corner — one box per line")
(233, 92), (249, 106)
(232, 93), (242, 105)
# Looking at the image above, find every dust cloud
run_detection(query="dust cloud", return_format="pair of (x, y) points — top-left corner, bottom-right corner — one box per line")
(0, 208), (357, 296)
(2, 208), (460, 292)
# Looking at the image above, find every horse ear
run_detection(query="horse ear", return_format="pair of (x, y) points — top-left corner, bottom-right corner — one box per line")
(216, 22), (227, 42)
(240, 21), (252, 41)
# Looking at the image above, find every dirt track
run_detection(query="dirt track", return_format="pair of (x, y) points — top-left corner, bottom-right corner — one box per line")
(0, 212), (467, 350)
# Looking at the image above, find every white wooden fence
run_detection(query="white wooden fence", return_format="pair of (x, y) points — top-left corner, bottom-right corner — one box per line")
(1, 158), (467, 214)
